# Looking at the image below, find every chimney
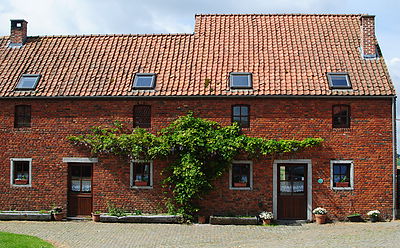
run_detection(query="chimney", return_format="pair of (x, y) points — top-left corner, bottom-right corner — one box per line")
(360, 15), (377, 58)
(9, 19), (28, 47)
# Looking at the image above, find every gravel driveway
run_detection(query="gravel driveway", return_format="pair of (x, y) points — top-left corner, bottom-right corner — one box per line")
(0, 220), (399, 248)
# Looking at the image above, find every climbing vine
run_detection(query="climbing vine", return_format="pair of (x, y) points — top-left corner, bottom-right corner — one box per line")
(68, 114), (323, 221)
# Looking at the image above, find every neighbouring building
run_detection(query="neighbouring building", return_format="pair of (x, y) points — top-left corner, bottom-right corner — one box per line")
(0, 14), (396, 221)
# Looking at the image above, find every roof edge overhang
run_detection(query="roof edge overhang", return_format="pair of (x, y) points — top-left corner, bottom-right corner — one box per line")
(0, 95), (395, 100)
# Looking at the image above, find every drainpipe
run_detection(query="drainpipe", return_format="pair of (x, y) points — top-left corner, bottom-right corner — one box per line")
(392, 96), (397, 220)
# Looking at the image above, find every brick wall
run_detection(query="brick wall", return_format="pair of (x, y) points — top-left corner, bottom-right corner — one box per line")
(0, 97), (394, 219)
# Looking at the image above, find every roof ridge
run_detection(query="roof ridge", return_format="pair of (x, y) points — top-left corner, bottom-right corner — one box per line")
(195, 13), (365, 17)
(1, 33), (194, 39)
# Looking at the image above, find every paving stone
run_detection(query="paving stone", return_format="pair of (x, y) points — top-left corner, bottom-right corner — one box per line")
(0, 220), (399, 248)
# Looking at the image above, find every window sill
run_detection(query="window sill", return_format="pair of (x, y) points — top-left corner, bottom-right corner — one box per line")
(11, 184), (31, 188)
(131, 186), (153, 189)
(229, 187), (252, 191)
(332, 187), (353, 191)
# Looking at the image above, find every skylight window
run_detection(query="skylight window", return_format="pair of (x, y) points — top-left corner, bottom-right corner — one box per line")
(133, 73), (156, 89)
(15, 74), (40, 90)
(328, 73), (351, 89)
(230, 73), (252, 89)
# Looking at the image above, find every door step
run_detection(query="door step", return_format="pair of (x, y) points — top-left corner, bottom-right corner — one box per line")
(275, 219), (308, 225)
(66, 216), (92, 221)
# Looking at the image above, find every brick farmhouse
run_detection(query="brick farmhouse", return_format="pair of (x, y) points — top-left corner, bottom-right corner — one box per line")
(0, 14), (396, 221)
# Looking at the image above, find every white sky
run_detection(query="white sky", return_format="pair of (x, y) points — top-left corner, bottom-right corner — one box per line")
(1, 0), (400, 147)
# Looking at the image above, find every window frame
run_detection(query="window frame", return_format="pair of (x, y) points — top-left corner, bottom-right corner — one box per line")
(332, 104), (351, 129)
(10, 158), (32, 187)
(229, 72), (252, 89)
(231, 104), (250, 128)
(133, 105), (151, 128)
(330, 160), (354, 190)
(132, 73), (156, 89)
(15, 74), (41, 91)
(229, 161), (253, 190)
(327, 72), (352, 89)
(130, 160), (153, 189)
(14, 105), (31, 128)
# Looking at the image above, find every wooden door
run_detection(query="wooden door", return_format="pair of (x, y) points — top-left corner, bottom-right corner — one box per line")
(277, 164), (307, 220)
(68, 163), (93, 216)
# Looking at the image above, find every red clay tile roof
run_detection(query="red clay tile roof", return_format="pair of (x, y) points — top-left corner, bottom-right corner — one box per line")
(0, 14), (395, 97)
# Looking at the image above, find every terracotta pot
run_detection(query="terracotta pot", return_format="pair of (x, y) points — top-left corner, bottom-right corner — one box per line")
(92, 213), (101, 222)
(335, 182), (350, 187)
(262, 219), (271, 225)
(14, 179), (28, 185)
(135, 181), (148, 186)
(315, 214), (326, 224)
(198, 216), (206, 224)
(53, 213), (63, 221)
(233, 182), (247, 187)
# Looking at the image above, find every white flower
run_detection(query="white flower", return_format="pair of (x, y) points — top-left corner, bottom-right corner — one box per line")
(259, 211), (274, 220)
(367, 210), (380, 217)
(312, 207), (327, 215)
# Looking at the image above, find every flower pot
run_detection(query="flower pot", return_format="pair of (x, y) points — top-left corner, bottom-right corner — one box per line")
(135, 181), (148, 186)
(335, 182), (350, 187)
(262, 219), (272, 225)
(14, 179), (28, 185)
(370, 215), (379, 223)
(233, 182), (247, 187)
(198, 216), (206, 224)
(92, 213), (101, 222)
(315, 214), (326, 224)
(53, 213), (63, 221)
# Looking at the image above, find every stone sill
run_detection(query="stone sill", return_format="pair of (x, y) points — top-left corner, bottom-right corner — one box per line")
(209, 216), (258, 225)
(0, 211), (51, 221)
(100, 214), (182, 223)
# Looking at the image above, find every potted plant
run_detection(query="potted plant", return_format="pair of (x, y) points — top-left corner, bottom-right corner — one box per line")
(313, 207), (327, 224)
(52, 206), (63, 221)
(198, 215), (206, 224)
(14, 175), (28, 185)
(259, 211), (274, 225)
(367, 210), (380, 222)
(92, 211), (101, 222)
(347, 213), (363, 222)
(335, 176), (350, 188)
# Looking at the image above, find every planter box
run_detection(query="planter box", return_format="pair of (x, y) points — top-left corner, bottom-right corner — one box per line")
(134, 181), (149, 187)
(233, 182), (247, 188)
(347, 215), (363, 222)
(100, 214), (182, 224)
(335, 182), (350, 187)
(0, 211), (51, 221)
(14, 179), (29, 185)
(209, 216), (258, 225)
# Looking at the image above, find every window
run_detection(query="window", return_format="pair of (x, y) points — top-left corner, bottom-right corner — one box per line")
(230, 72), (252, 89)
(15, 74), (40, 90)
(230, 162), (252, 189)
(14, 105), (31, 128)
(130, 161), (153, 188)
(133, 105), (151, 128)
(327, 73), (351, 89)
(331, 160), (353, 189)
(133, 73), (156, 89)
(70, 164), (92, 193)
(232, 105), (249, 128)
(10, 158), (32, 187)
(332, 105), (350, 128)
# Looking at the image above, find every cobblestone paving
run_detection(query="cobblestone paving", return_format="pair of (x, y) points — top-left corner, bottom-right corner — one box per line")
(1, 220), (400, 248)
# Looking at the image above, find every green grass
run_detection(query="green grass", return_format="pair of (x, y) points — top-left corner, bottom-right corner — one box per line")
(0, 232), (54, 248)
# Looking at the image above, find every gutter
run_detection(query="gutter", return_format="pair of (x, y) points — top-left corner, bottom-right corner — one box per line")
(0, 95), (396, 100)
(393, 96), (397, 220)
